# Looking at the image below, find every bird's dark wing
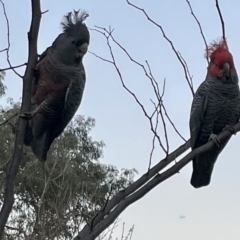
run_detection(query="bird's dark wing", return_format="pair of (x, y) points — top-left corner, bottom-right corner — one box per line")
(190, 81), (208, 149)
(49, 67), (86, 145)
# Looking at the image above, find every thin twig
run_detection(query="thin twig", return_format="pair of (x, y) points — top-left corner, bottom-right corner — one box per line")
(162, 104), (187, 142)
(185, 0), (209, 64)
(126, 0), (194, 96)
(178, 51), (194, 92)
(148, 130), (156, 171)
(128, 225), (134, 240)
(0, 48), (7, 53)
(93, 26), (168, 154)
(145, 61), (161, 101)
(0, 0), (23, 78)
(0, 113), (18, 126)
(88, 50), (113, 64)
(41, 10), (49, 14)
(5, 225), (19, 231)
(124, 225), (134, 240)
(121, 222), (125, 240)
(215, 0), (226, 42)
(0, 63), (27, 72)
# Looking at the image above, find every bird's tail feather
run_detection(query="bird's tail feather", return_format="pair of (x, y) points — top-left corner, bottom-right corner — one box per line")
(191, 136), (231, 188)
(191, 154), (215, 188)
(24, 122), (50, 162)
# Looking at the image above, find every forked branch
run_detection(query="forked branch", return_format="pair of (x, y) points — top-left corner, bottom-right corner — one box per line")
(0, 0), (42, 237)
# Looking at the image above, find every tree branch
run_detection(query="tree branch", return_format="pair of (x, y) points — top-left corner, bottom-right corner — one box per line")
(92, 26), (170, 154)
(0, 63), (27, 72)
(125, 0), (194, 96)
(0, 0), (41, 237)
(75, 122), (240, 240)
(74, 3), (238, 236)
(0, 0), (23, 78)
(0, 48), (7, 53)
(215, 0), (226, 42)
(185, 0), (209, 63)
(0, 112), (18, 126)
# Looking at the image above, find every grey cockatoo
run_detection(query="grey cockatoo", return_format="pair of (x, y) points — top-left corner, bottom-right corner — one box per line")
(190, 39), (240, 188)
(24, 10), (90, 161)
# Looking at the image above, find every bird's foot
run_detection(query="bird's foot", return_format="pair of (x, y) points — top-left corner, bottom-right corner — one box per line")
(208, 133), (220, 147)
(20, 106), (40, 119)
(223, 125), (236, 135)
(20, 111), (35, 119)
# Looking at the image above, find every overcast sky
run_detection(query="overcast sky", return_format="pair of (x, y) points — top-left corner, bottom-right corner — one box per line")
(0, 0), (240, 239)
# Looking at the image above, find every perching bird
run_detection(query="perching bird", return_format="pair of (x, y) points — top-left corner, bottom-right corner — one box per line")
(189, 39), (240, 188)
(24, 10), (90, 161)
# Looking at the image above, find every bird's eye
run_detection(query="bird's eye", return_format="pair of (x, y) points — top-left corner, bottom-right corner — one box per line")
(72, 41), (76, 44)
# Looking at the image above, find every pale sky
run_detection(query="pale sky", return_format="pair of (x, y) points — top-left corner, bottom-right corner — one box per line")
(0, 0), (240, 239)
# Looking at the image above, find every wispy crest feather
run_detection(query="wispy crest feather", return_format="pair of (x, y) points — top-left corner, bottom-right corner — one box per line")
(205, 38), (229, 59)
(61, 10), (89, 32)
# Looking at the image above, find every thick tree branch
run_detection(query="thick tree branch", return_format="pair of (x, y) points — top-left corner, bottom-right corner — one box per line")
(0, 0), (41, 237)
(75, 122), (240, 240)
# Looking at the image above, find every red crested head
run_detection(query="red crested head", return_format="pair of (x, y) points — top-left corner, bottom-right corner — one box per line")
(206, 39), (236, 77)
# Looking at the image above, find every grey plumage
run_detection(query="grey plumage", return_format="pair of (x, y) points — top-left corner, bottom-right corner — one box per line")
(190, 40), (240, 188)
(24, 10), (90, 161)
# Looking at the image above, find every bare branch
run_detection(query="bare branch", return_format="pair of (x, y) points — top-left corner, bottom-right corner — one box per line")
(75, 122), (240, 239)
(185, 0), (209, 64)
(0, 0), (42, 237)
(0, 0), (23, 78)
(215, 0), (226, 42)
(161, 104), (187, 142)
(93, 26), (169, 154)
(88, 50), (113, 64)
(148, 115), (156, 170)
(125, 0), (194, 96)
(145, 61), (162, 103)
(178, 51), (194, 91)
(0, 112), (18, 127)
(128, 225), (134, 240)
(5, 225), (19, 231)
(0, 63), (27, 72)
(121, 222), (125, 240)
(0, 48), (7, 53)
(41, 9), (49, 14)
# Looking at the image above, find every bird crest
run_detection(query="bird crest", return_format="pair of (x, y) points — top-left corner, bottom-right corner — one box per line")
(61, 10), (89, 33)
(205, 39), (232, 64)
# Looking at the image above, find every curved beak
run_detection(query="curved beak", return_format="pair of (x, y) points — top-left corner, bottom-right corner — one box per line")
(223, 63), (232, 82)
(77, 43), (88, 57)
(223, 63), (230, 73)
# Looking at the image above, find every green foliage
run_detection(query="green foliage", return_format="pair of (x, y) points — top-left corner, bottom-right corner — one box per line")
(0, 71), (6, 97)
(0, 101), (137, 239)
